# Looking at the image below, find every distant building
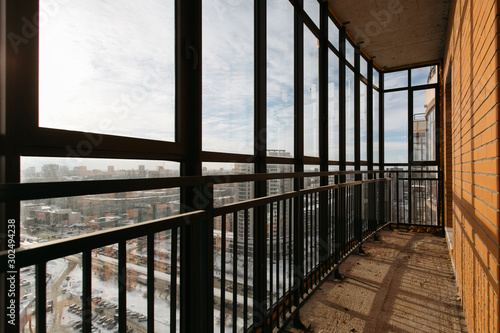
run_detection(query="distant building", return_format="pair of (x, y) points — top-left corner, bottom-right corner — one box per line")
(233, 150), (293, 254)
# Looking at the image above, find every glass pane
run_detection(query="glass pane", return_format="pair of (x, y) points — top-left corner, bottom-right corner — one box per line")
(20, 265), (36, 332)
(50, 255), (84, 331)
(203, 0), (254, 154)
(214, 210), (254, 330)
(91, 247), (120, 331)
(413, 89), (436, 161)
(384, 91), (408, 163)
(154, 230), (180, 331)
(328, 51), (340, 161)
(384, 70), (408, 90)
(304, 165), (320, 188)
(412, 65), (438, 86)
(328, 18), (339, 49)
(203, 162), (254, 207)
(39, 0), (175, 142)
(328, 165), (339, 185)
(345, 40), (355, 65)
(304, 0), (320, 27)
(21, 188), (180, 242)
(267, 164), (294, 195)
(21, 157), (180, 183)
(304, 26), (319, 157)
(373, 89), (379, 163)
(360, 83), (367, 161)
(267, 161), (294, 175)
(373, 68), (380, 87)
(267, 149), (292, 160)
(346, 165), (355, 182)
(360, 57), (368, 79)
(125, 238), (149, 329)
(346, 67), (355, 162)
(267, 0), (294, 157)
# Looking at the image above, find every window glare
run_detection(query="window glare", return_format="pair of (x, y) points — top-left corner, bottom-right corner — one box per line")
(267, 0), (294, 157)
(39, 0), (176, 142)
(304, 26), (319, 157)
(385, 70), (408, 90)
(202, 0), (254, 154)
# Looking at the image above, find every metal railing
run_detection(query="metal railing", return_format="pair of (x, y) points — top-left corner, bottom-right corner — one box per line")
(1, 171), (391, 332)
(385, 169), (443, 228)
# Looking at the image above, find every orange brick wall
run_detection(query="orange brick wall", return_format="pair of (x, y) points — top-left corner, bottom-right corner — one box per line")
(443, 83), (453, 228)
(443, 0), (500, 331)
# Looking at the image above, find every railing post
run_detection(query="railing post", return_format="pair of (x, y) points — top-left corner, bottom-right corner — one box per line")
(319, 0), (329, 279)
(355, 183), (363, 253)
(334, 186), (342, 279)
(293, 175), (305, 326)
(253, 193), (268, 331)
(336, 186), (346, 266)
(177, 0), (214, 329)
(380, 178), (386, 226)
(368, 181), (376, 234)
(408, 170), (413, 226)
(396, 171), (400, 228)
(181, 183), (214, 333)
(319, 188), (329, 275)
(439, 171), (445, 233)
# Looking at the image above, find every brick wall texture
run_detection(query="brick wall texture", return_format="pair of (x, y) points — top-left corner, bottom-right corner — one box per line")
(443, 0), (500, 331)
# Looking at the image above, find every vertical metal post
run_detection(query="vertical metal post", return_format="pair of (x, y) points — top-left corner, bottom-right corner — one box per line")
(147, 234), (155, 333)
(178, 0), (213, 331)
(1, 1), (28, 331)
(254, 0), (269, 330)
(367, 60), (374, 175)
(339, 26), (347, 183)
(408, 170), (412, 226)
(396, 172), (400, 228)
(35, 263), (47, 333)
(354, 46), (361, 176)
(318, 0), (329, 277)
(170, 229), (178, 333)
(293, 1), (305, 327)
(379, 73), (385, 224)
(407, 71), (413, 226)
(82, 250), (92, 333)
(118, 241), (127, 333)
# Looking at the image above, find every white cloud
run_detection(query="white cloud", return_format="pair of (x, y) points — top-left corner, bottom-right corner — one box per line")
(39, 0), (176, 141)
(202, 0), (254, 154)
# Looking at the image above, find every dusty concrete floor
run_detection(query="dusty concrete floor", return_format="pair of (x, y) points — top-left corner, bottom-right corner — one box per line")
(286, 229), (468, 333)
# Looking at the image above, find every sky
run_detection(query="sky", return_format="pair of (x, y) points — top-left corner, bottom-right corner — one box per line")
(39, 0), (176, 142)
(32, 0), (435, 173)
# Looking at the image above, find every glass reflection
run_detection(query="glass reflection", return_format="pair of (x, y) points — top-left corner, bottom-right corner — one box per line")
(267, 0), (294, 157)
(304, 26), (319, 157)
(39, 0), (175, 142)
(203, 0), (254, 154)
(384, 91), (408, 163)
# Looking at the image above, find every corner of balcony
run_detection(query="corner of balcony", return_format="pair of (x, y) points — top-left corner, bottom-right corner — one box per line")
(284, 228), (468, 333)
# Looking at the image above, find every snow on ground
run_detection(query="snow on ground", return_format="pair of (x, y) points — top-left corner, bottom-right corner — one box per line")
(47, 258), (69, 287)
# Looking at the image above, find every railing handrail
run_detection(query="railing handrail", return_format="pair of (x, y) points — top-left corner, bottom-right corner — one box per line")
(0, 170), (387, 202)
(0, 175), (391, 271)
(1, 170), (393, 332)
(0, 210), (205, 272)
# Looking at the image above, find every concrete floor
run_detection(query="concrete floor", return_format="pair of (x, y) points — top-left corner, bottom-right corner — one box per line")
(286, 229), (468, 333)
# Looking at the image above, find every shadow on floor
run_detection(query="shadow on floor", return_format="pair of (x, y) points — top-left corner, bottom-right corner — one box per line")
(285, 229), (468, 333)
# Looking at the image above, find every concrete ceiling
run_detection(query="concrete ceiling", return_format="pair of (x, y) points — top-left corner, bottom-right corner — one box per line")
(327, 0), (450, 70)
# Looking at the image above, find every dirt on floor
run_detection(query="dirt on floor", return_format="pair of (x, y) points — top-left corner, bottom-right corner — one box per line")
(285, 228), (468, 333)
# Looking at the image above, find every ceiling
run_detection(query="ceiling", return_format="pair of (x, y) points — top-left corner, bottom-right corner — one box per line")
(327, 0), (450, 70)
